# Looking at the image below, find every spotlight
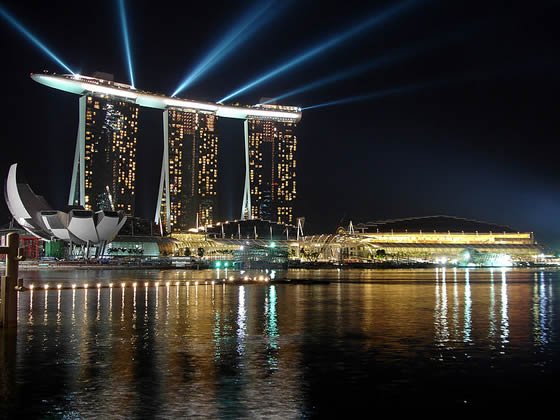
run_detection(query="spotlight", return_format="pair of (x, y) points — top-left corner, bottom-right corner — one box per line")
(264, 30), (461, 104)
(172, 0), (278, 96)
(117, 0), (135, 87)
(0, 6), (75, 74)
(302, 78), (453, 111)
(219, 0), (419, 102)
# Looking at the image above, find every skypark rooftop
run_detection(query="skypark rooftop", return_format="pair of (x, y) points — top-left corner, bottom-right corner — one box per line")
(31, 72), (302, 122)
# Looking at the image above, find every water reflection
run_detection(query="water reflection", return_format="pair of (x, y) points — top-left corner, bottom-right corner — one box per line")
(489, 270), (496, 339)
(534, 271), (553, 348)
(464, 269), (471, 343)
(237, 286), (247, 356)
(2, 268), (559, 416)
(500, 269), (509, 346)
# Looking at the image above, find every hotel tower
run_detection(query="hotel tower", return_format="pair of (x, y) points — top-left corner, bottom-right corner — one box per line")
(156, 108), (219, 233)
(242, 104), (297, 225)
(68, 73), (139, 214)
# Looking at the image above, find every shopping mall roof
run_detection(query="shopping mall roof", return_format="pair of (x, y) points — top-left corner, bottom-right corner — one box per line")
(356, 215), (519, 233)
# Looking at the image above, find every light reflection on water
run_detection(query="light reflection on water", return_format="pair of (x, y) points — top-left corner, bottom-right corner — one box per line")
(1, 268), (559, 416)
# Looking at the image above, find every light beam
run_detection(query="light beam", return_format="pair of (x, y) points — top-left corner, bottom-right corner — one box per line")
(302, 79), (454, 110)
(118, 0), (135, 88)
(0, 5), (74, 74)
(263, 26), (474, 104)
(219, 0), (422, 103)
(172, 0), (278, 97)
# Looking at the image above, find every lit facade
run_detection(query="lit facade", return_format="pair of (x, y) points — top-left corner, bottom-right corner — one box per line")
(157, 108), (218, 233)
(69, 93), (139, 214)
(246, 104), (297, 225)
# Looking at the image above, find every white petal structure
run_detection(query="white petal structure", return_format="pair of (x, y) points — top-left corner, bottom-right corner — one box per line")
(4, 163), (126, 246)
(95, 211), (121, 242)
(67, 210), (99, 244)
(41, 211), (70, 240)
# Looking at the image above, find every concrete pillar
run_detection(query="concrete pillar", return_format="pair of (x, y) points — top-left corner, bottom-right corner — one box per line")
(0, 233), (23, 329)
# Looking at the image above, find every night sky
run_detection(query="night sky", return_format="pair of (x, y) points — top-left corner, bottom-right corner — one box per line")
(0, 1), (559, 245)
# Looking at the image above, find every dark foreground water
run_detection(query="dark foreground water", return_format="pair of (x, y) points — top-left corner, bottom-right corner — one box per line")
(1, 268), (559, 417)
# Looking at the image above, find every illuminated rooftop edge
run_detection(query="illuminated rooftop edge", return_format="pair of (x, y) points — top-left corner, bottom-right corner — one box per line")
(30, 73), (302, 122)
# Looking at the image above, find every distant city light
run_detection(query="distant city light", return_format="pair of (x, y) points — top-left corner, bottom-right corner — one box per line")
(219, 0), (419, 102)
(172, 0), (277, 96)
(493, 254), (513, 267)
(117, 0), (135, 88)
(0, 5), (75, 74)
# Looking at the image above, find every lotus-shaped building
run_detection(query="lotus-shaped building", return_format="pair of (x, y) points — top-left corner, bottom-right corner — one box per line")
(4, 163), (126, 254)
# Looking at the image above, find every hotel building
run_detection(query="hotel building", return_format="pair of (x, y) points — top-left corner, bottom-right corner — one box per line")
(158, 108), (218, 233)
(244, 104), (297, 225)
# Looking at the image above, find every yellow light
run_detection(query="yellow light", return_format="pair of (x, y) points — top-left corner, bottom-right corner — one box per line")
(211, 281), (215, 285)
(144, 282), (149, 287)
(29, 284), (34, 290)
(44, 284), (49, 290)
(109, 283), (114, 288)
(57, 284), (62, 290)
(133, 282), (137, 287)
(195, 281), (198, 286)
(186, 281), (190, 286)
(72, 284), (77, 289)
(84, 284), (89, 289)
(155, 281), (160, 287)
(166, 281), (171, 287)
(175, 281), (180, 286)
(97, 283), (101, 289)
(121, 282), (126, 288)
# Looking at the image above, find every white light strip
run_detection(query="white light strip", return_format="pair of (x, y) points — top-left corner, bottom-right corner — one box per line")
(162, 97), (218, 112)
(32, 74), (302, 121)
(78, 82), (138, 99)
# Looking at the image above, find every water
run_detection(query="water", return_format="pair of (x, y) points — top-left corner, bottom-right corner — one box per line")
(1, 268), (559, 416)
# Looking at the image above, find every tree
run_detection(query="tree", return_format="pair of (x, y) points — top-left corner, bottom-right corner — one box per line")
(375, 249), (387, 259)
